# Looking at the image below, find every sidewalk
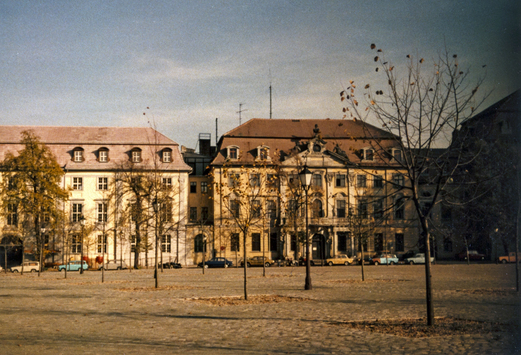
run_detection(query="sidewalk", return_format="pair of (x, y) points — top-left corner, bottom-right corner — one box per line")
(0, 264), (519, 354)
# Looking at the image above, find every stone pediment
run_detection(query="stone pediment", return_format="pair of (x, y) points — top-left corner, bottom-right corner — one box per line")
(281, 149), (352, 168)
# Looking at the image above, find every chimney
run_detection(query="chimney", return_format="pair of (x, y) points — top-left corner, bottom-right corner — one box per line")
(199, 133), (211, 156)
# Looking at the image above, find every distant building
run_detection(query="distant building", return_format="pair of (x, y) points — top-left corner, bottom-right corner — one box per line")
(0, 126), (191, 268)
(205, 118), (421, 264)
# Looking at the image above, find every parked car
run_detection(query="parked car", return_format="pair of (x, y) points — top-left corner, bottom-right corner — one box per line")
(457, 250), (486, 261)
(405, 253), (435, 264)
(241, 256), (274, 267)
(355, 255), (373, 265)
(371, 254), (399, 265)
(198, 257), (233, 268)
(326, 254), (354, 266)
(58, 260), (89, 272)
(399, 250), (418, 261)
(498, 252), (520, 264)
(161, 261), (182, 269)
(99, 260), (128, 270)
(11, 261), (39, 273)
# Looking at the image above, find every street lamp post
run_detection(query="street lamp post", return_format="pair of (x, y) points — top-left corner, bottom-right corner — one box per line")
(299, 165), (313, 290)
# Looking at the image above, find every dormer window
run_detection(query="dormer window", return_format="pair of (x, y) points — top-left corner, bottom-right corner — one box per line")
(256, 146), (270, 161)
(162, 148), (172, 163)
(131, 148), (142, 163)
(73, 147), (84, 162)
(226, 146), (239, 160)
(391, 149), (403, 163)
(362, 147), (374, 161)
(98, 148), (109, 163)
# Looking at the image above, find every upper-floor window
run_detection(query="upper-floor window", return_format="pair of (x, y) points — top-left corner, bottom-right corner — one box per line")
(162, 177), (172, 188)
(161, 201), (173, 222)
(228, 173), (240, 188)
(357, 175), (367, 188)
(392, 149), (403, 163)
(201, 181), (208, 193)
(392, 174), (404, 188)
(311, 174), (322, 188)
(162, 148), (172, 163)
(226, 146), (239, 160)
(131, 148), (142, 163)
(72, 177), (83, 191)
(373, 198), (384, 219)
(312, 199), (324, 218)
(98, 177), (108, 190)
(73, 148), (84, 162)
(336, 199), (346, 218)
(189, 207), (197, 222)
(230, 199), (240, 218)
(266, 174), (277, 188)
(190, 181), (197, 193)
(250, 173), (260, 187)
(97, 203), (108, 223)
(374, 175), (383, 188)
(7, 203), (17, 226)
(98, 148), (109, 163)
(394, 195), (405, 219)
(71, 203), (83, 222)
(252, 200), (261, 218)
(357, 198), (368, 218)
(335, 174), (346, 187)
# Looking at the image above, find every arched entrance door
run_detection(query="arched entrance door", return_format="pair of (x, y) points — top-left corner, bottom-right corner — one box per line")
(0, 235), (23, 269)
(312, 234), (326, 263)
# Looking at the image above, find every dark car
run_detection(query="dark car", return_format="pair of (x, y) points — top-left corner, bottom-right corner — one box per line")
(198, 257), (233, 268)
(162, 261), (182, 269)
(457, 250), (486, 261)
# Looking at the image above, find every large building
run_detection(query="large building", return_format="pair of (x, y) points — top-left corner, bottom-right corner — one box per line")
(204, 118), (421, 264)
(0, 126), (192, 268)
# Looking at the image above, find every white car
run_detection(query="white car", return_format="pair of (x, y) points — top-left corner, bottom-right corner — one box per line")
(405, 253), (434, 264)
(99, 260), (128, 270)
(11, 261), (40, 273)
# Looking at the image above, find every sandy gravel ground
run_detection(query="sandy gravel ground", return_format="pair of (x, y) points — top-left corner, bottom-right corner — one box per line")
(0, 263), (519, 354)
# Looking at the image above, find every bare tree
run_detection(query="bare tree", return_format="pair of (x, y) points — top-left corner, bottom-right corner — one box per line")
(214, 161), (276, 300)
(341, 45), (488, 325)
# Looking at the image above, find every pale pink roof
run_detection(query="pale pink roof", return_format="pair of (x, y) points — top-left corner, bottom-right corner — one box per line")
(0, 126), (176, 145)
(0, 125), (191, 172)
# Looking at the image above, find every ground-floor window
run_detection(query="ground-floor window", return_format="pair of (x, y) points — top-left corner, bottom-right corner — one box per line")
(97, 235), (107, 253)
(162, 235), (171, 253)
(71, 234), (82, 253)
(290, 235), (297, 251)
(270, 233), (278, 252)
(443, 238), (453, 252)
(231, 233), (240, 252)
(252, 233), (261, 251)
(130, 235), (136, 253)
(375, 233), (384, 252)
(395, 233), (404, 252)
(337, 232), (349, 252)
(194, 234), (206, 253)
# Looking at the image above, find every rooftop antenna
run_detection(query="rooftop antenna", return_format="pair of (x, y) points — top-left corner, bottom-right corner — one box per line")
(269, 68), (272, 119)
(237, 103), (247, 126)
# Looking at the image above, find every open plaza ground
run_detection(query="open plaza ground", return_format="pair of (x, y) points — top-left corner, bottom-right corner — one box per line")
(0, 263), (519, 354)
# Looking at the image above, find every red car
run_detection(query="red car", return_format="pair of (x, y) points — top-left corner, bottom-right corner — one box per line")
(457, 250), (485, 261)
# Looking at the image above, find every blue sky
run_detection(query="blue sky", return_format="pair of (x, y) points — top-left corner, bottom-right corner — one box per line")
(1, 1), (519, 149)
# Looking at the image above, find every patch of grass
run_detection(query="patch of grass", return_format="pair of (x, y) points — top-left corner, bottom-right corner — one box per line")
(330, 317), (515, 338)
(186, 294), (310, 306)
